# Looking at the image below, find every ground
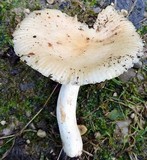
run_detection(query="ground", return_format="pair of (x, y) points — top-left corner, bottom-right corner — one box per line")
(0, 0), (147, 160)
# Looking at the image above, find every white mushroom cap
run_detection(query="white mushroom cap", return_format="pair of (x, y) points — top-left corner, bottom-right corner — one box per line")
(13, 6), (143, 85)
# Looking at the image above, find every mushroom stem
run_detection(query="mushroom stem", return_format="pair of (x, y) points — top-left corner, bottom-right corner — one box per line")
(57, 84), (82, 157)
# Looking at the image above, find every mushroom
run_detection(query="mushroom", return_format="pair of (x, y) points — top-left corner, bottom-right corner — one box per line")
(13, 5), (143, 157)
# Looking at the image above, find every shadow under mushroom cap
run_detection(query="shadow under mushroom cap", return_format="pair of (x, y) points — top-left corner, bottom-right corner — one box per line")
(13, 5), (143, 85)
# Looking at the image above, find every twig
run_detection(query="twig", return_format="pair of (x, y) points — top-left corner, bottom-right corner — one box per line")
(0, 134), (15, 140)
(127, 0), (137, 17)
(20, 84), (58, 134)
(0, 137), (14, 149)
(0, 129), (37, 140)
(1, 136), (16, 160)
(140, 17), (147, 24)
(128, 152), (138, 160)
(57, 148), (63, 160)
(0, 84), (58, 159)
(83, 149), (93, 157)
(109, 98), (143, 118)
(114, 0), (117, 8)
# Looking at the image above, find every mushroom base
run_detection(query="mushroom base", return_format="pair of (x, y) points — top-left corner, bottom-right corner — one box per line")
(56, 84), (82, 157)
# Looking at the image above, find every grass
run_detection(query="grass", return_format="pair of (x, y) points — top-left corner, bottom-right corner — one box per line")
(77, 74), (146, 159)
(0, 0), (147, 159)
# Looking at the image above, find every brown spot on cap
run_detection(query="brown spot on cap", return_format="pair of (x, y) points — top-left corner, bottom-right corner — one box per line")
(35, 12), (41, 15)
(28, 52), (35, 56)
(56, 41), (62, 45)
(48, 43), (52, 47)
(78, 27), (84, 31)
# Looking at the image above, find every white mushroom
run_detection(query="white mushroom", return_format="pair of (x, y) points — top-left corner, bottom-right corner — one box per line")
(13, 5), (143, 157)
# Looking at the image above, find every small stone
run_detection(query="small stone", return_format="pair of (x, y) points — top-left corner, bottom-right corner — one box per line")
(113, 92), (117, 97)
(119, 68), (136, 82)
(46, 0), (55, 5)
(24, 8), (30, 14)
(137, 73), (144, 80)
(115, 120), (131, 137)
(93, 7), (101, 14)
(26, 139), (31, 144)
(130, 113), (135, 119)
(94, 131), (101, 139)
(26, 111), (31, 117)
(59, 1), (70, 10)
(2, 128), (12, 136)
(133, 61), (143, 69)
(0, 120), (6, 126)
(121, 9), (128, 16)
(37, 129), (47, 138)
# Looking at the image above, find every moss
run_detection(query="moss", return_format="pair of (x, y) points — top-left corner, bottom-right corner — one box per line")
(0, 0), (41, 50)
(77, 67), (146, 159)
